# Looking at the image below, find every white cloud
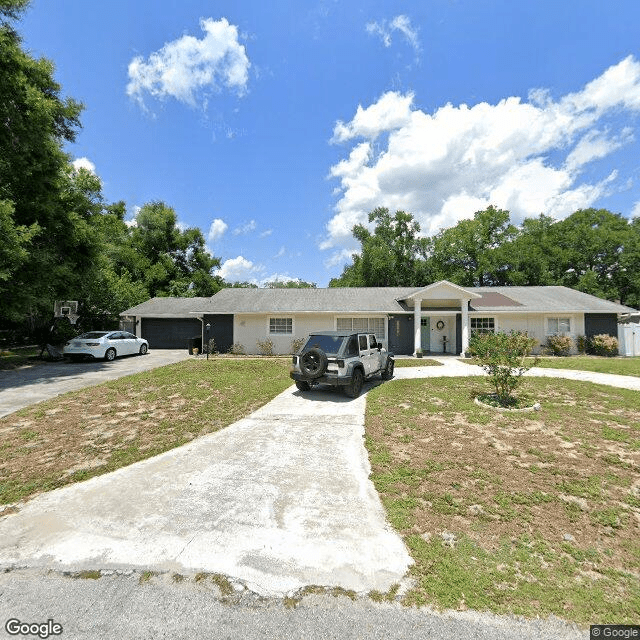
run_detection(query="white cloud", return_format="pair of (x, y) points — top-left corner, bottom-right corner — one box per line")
(125, 205), (141, 228)
(72, 157), (96, 174)
(259, 228), (273, 238)
(208, 218), (228, 241)
(632, 200), (640, 218)
(232, 219), (256, 235)
(331, 91), (414, 143)
(127, 17), (250, 109)
(325, 57), (640, 249)
(366, 15), (420, 54)
(215, 255), (261, 282)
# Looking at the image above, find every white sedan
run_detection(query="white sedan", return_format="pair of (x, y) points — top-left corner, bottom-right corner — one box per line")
(63, 331), (149, 361)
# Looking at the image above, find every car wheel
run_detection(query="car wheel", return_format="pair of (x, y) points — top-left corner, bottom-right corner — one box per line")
(381, 359), (395, 380)
(299, 348), (328, 379)
(104, 348), (116, 362)
(344, 368), (364, 398)
(139, 344), (148, 355)
(295, 380), (311, 392)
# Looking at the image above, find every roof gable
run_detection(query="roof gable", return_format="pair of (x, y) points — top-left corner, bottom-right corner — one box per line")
(403, 280), (482, 301)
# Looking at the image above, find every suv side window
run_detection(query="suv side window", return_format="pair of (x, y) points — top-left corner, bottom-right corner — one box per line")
(344, 336), (358, 357)
(358, 335), (368, 351)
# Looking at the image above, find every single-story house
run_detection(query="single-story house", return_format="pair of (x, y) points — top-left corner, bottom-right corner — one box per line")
(120, 281), (637, 356)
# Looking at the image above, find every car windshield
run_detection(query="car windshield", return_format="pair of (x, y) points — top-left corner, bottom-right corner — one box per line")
(78, 332), (109, 339)
(303, 335), (345, 356)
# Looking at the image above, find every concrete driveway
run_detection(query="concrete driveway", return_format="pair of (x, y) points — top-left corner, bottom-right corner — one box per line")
(0, 383), (411, 597)
(0, 349), (192, 417)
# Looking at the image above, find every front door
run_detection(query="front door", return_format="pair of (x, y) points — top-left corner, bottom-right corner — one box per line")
(421, 317), (430, 352)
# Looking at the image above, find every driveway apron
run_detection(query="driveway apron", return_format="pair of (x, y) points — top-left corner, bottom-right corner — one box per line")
(0, 350), (192, 418)
(0, 385), (412, 597)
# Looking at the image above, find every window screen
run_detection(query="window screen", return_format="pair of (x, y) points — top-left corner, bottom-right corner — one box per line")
(470, 317), (495, 334)
(269, 318), (292, 334)
(336, 317), (385, 338)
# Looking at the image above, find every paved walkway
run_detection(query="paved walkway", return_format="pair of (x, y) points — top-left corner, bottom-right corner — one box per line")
(395, 356), (640, 390)
(0, 350), (192, 417)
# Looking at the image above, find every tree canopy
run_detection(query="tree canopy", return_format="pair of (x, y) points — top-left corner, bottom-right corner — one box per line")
(330, 205), (640, 308)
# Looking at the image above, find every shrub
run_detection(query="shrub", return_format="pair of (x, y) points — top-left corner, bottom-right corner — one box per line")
(576, 335), (587, 354)
(546, 334), (573, 356)
(229, 342), (246, 356)
(290, 337), (305, 354)
(590, 334), (618, 357)
(469, 331), (537, 406)
(256, 338), (275, 356)
(207, 338), (217, 355)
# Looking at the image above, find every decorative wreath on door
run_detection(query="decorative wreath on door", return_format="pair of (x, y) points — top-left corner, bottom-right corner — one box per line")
(436, 320), (445, 330)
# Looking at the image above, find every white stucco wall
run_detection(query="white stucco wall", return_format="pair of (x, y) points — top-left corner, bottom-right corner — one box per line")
(233, 313), (335, 355)
(233, 313), (390, 355)
(486, 313), (584, 354)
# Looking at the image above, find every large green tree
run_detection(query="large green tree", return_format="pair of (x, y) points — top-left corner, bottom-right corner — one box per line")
(550, 208), (631, 301)
(0, 0), (93, 322)
(128, 201), (223, 298)
(330, 208), (430, 287)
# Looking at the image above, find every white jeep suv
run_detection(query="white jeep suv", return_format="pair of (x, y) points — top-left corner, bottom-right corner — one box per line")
(290, 331), (394, 398)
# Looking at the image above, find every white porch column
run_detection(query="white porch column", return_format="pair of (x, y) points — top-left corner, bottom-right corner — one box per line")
(413, 299), (422, 354)
(461, 298), (470, 356)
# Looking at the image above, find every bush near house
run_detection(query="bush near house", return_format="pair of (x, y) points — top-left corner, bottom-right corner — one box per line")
(545, 334), (573, 356)
(576, 335), (588, 354)
(468, 331), (537, 407)
(229, 343), (246, 355)
(256, 338), (275, 356)
(291, 337), (305, 354)
(589, 334), (619, 357)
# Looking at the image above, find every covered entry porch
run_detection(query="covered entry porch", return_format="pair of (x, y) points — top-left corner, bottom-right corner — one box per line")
(401, 281), (482, 357)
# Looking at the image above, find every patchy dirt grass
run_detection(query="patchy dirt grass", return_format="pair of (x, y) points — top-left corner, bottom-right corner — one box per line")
(0, 358), (292, 505)
(365, 376), (640, 624)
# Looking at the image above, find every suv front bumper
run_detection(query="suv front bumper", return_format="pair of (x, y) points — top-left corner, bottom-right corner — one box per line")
(289, 370), (353, 387)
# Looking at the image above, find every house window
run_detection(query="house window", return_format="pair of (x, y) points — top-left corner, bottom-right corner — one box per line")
(269, 317), (292, 334)
(471, 317), (495, 334)
(336, 317), (386, 339)
(547, 317), (571, 335)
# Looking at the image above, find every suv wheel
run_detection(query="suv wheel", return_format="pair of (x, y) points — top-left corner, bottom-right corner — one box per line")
(381, 359), (394, 380)
(344, 368), (364, 398)
(300, 348), (328, 378)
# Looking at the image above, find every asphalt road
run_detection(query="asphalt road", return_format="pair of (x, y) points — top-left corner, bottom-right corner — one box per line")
(0, 569), (587, 640)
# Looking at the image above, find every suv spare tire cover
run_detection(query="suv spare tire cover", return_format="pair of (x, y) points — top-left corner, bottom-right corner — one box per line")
(300, 347), (328, 378)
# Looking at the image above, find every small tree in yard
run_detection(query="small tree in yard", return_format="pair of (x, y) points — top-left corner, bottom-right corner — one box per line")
(469, 331), (538, 407)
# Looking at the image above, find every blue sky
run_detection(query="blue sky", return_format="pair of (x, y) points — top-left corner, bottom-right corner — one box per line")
(19, 0), (640, 286)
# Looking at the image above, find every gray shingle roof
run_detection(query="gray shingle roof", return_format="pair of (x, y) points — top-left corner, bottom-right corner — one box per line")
(120, 285), (636, 316)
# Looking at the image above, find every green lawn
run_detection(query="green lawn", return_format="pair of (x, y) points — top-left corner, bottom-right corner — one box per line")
(0, 346), (40, 370)
(365, 376), (640, 625)
(0, 358), (293, 504)
(528, 356), (640, 377)
(462, 355), (640, 377)
(394, 358), (443, 368)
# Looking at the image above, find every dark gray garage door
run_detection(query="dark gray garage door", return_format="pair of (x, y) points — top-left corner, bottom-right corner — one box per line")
(141, 318), (202, 349)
